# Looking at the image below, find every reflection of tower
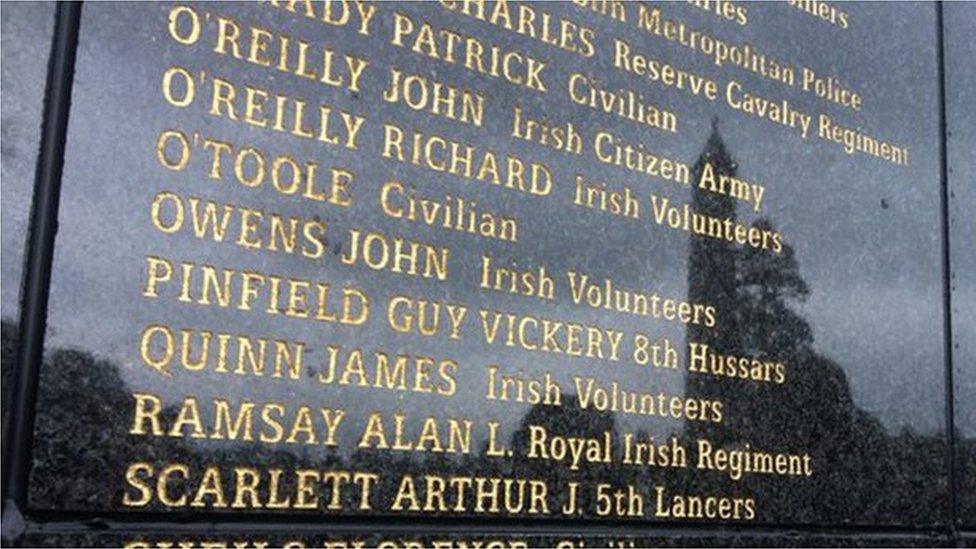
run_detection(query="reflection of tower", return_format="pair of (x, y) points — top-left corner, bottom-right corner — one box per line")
(685, 118), (741, 430)
(676, 122), (947, 525)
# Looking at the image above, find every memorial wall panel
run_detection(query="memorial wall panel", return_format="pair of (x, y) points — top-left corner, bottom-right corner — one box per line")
(25, 0), (951, 537)
(945, 1), (976, 530)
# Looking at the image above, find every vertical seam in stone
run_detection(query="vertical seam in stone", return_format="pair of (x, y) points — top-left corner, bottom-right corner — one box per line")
(1, 0), (82, 535)
(935, 0), (958, 542)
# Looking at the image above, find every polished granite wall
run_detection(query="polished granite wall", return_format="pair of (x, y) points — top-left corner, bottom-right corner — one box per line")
(0, 1), (54, 427)
(0, 1), (973, 546)
(945, 1), (976, 534)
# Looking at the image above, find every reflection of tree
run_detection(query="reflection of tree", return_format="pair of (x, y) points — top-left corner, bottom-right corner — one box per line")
(502, 395), (625, 516)
(1, 122), (947, 524)
(6, 322), (190, 508)
(2, 319), (18, 426)
(682, 121), (946, 524)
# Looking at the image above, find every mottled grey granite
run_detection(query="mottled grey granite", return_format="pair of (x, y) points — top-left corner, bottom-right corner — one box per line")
(945, 1), (976, 531)
(19, 0), (954, 538)
(0, 1), (54, 423)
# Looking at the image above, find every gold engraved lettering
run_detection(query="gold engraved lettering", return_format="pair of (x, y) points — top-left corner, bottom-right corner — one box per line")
(654, 486), (756, 521)
(138, 324), (305, 379)
(172, 71), (366, 149)
(486, 365), (562, 406)
(526, 425), (612, 470)
(123, 463), (378, 510)
(439, 0), (596, 58)
(382, 123), (552, 196)
(196, 9), (369, 92)
(390, 475), (549, 514)
(511, 103), (584, 155)
(141, 255), (370, 324)
(386, 295), (467, 340)
(567, 73), (677, 134)
(593, 130), (689, 185)
(263, 0), (378, 36)
(341, 228), (450, 281)
(477, 308), (623, 361)
(391, 12), (547, 92)
(572, 376), (724, 423)
(572, 0), (627, 22)
(696, 439), (813, 480)
(129, 392), (345, 446)
(383, 67), (484, 127)
(149, 191), (328, 260)
(479, 254), (555, 300)
(358, 412), (472, 454)
(380, 180), (517, 242)
(319, 344), (458, 397)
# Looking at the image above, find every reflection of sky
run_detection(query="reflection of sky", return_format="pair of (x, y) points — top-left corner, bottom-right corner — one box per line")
(946, 6), (976, 529)
(945, 5), (976, 439)
(40, 0), (945, 466)
(0, 2), (54, 320)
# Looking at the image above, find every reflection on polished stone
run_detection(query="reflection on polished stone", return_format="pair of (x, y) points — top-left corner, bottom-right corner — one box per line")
(0, 1), (55, 425)
(24, 0), (950, 532)
(945, 2), (976, 530)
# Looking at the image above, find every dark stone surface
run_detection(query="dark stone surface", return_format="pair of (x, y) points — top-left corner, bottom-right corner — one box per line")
(23, 0), (952, 535)
(13, 523), (957, 549)
(945, 1), (976, 531)
(0, 1), (55, 424)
